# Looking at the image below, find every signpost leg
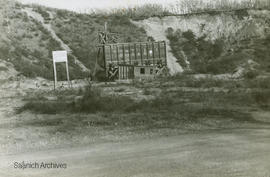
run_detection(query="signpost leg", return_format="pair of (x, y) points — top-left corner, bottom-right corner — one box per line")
(53, 61), (57, 90)
(65, 61), (71, 88)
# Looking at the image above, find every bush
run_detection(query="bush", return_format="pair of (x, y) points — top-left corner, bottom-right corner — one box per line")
(18, 101), (69, 114)
(246, 77), (270, 89)
(0, 66), (8, 72)
(182, 30), (195, 41)
(0, 44), (10, 59)
(33, 6), (50, 20)
(243, 70), (259, 80)
(73, 87), (135, 113)
(252, 91), (270, 108)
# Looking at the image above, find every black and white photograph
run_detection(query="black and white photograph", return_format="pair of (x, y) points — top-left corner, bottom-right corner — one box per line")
(0, 0), (270, 176)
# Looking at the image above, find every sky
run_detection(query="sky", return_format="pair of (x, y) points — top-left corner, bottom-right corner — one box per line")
(17, 0), (180, 12)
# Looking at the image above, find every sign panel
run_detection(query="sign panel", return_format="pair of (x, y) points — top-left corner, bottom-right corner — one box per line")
(53, 51), (67, 63)
(52, 50), (71, 90)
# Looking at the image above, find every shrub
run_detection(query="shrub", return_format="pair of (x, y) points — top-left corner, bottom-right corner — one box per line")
(246, 77), (270, 89)
(252, 90), (270, 108)
(235, 9), (249, 20)
(33, 6), (50, 20)
(18, 101), (69, 114)
(243, 70), (259, 80)
(182, 30), (195, 41)
(0, 66), (8, 72)
(73, 87), (135, 113)
(0, 44), (10, 59)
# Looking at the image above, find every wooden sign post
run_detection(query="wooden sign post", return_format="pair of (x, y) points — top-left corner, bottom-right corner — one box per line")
(52, 51), (71, 90)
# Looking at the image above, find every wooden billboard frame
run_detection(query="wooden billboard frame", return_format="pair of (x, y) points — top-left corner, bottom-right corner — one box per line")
(97, 41), (167, 79)
(99, 41), (167, 66)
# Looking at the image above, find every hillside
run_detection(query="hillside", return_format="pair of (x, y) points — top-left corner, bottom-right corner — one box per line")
(0, 0), (269, 80)
(0, 1), (88, 80)
(0, 1), (148, 80)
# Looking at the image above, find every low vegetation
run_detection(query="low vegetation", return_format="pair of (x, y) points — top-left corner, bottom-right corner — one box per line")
(18, 76), (270, 132)
(171, 0), (270, 14)
(87, 0), (270, 19)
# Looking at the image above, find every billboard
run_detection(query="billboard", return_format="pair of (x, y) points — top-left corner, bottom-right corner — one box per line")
(103, 41), (167, 66)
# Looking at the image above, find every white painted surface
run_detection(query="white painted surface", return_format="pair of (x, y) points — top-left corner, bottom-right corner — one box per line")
(53, 51), (67, 63)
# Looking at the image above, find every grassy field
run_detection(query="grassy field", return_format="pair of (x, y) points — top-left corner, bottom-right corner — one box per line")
(18, 76), (270, 131)
(0, 75), (265, 153)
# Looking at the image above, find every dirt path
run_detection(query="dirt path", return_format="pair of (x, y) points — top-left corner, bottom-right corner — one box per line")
(22, 8), (90, 73)
(0, 128), (270, 177)
(132, 20), (183, 75)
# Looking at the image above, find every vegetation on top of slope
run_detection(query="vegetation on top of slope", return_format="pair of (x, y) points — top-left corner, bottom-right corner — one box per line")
(84, 0), (270, 20)
(32, 5), (51, 21)
(170, 0), (270, 15)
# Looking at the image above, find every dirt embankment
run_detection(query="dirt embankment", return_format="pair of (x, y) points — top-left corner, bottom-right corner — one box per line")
(22, 7), (90, 73)
(133, 10), (270, 74)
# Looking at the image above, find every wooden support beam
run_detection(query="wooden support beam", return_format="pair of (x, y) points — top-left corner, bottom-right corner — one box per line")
(152, 42), (155, 64)
(134, 44), (137, 62)
(65, 60), (71, 88)
(109, 45), (112, 63)
(146, 43), (149, 64)
(119, 66), (121, 80)
(140, 44), (143, 65)
(103, 45), (106, 71)
(116, 45), (119, 64)
(122, 44), (125, 64)
(164, 41), (167, 66)
(128, 44), (131, 65)
(53, 62), (57, 90)
(158, 42), (161, 59)
(122, 65), (124, 79)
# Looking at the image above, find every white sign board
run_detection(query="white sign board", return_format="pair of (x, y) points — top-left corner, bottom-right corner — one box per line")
(52, 50), (71, 89)
(53, 51), (67, 63)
